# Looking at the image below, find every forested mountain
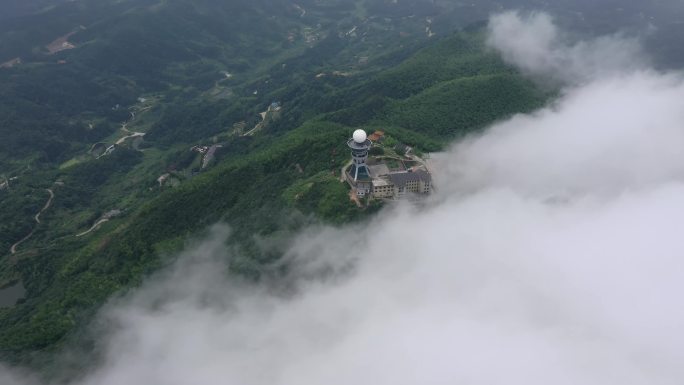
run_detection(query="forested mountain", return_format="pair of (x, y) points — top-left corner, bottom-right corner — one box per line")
(0, 1), (69, 20)
(1, 0), (683, 375)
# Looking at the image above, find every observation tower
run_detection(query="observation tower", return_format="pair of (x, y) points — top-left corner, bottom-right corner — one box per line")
(347, 129), (372, 181)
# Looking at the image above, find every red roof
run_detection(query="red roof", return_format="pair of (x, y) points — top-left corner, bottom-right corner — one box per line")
(368, 131), (385, 142)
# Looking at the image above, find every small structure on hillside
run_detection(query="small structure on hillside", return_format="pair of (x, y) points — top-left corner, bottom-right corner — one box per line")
(368, 130), (385, 143)
(270, 101), (282, 111)
(394, 143), (412, 156)
(344, 129), (432, 200)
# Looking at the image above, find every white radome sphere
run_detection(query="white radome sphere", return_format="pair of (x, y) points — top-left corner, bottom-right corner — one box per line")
(353, 129), (367, 143)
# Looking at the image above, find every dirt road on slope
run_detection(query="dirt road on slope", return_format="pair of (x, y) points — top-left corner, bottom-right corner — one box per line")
(10, 188), (54, 254)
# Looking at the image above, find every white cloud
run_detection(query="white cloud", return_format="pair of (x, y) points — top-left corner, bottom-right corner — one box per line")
(441, 72), (684, 198)
(487, 11), (648, 83)
(4, 11), (684, 385)
(0, 366), (37, 385)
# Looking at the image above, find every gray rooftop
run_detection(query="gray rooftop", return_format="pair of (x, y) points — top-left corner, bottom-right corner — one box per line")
(388, 170), (431, 188)
(368, 164), (390, 178)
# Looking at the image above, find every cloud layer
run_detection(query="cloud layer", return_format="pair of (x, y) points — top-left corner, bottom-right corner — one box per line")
(5, 11), (684, 385)
(487, 11), (648, 83)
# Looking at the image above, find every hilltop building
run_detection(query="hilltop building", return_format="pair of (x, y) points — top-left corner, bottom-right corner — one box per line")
(345, 129), (432, 200)
(371, 178), (394, 198)
(346, 129), (373, 196)
(388, 170), (431, 197)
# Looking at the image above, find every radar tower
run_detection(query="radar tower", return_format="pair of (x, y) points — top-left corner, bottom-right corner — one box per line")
(347, 129), (371, 181)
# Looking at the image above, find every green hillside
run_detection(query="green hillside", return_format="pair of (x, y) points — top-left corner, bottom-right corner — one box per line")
(382, 74), (547, 138)
(321, 33), (550, 137)
(0, 0), (555, 369)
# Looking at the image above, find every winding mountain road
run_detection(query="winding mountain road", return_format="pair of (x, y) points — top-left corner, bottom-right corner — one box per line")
(243, 110), (269, 137)
(117, 112), (145, 144)
(340, 159), (353, 182)
(10, 188), (54, 254)
(75, 218), (109, 237)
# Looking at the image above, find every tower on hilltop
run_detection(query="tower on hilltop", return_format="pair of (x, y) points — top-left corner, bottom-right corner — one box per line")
(347, 129), (371, 181)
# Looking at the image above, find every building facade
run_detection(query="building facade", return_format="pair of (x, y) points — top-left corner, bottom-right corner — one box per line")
(372, 178), (394, 198)
(368, 170), (433, 200)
